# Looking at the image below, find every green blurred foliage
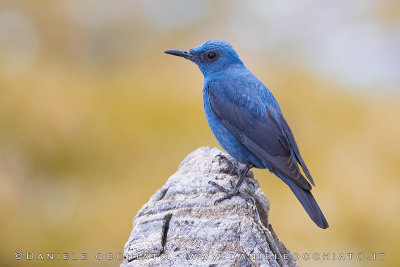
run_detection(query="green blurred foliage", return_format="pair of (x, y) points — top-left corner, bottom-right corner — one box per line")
(0, 1), (399, 266)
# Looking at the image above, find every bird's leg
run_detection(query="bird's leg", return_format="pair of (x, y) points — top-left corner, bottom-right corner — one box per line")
(208, 163), (253, 205)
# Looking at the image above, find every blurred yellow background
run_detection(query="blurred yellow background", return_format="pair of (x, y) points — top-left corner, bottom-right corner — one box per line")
(0, 0), (399, 266)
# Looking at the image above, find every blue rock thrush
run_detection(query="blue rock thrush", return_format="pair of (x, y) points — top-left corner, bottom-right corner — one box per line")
(165, 40), (328, 229)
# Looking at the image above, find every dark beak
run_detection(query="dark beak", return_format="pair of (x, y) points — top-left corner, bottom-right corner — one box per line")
(164, 49), (192, 59)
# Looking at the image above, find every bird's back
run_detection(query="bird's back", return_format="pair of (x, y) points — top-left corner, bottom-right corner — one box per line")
(206, 66), (281, 115)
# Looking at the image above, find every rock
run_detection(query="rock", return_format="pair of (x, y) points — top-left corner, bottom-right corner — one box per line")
(121, 147), (298, 267)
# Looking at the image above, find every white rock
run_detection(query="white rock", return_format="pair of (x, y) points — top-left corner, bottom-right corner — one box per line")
(121, 147), (297, 267)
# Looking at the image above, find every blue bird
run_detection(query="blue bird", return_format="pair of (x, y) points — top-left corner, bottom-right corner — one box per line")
(165, 40), (328, 229)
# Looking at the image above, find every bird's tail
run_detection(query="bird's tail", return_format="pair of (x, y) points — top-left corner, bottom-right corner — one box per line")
(279, 175), (329, 229)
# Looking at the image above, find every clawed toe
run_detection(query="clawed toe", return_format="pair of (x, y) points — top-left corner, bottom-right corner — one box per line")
(208, 163), (254, 206)
(213, 189), (239, 205)
(208, 181), (230, 193)
(208, 180), (240, 205)
(244, 177), (256, 189)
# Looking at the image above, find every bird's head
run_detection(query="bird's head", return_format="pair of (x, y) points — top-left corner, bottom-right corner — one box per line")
(165, 40), (243, 77)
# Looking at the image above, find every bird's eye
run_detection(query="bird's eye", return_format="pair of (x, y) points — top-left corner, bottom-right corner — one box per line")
(207, 52), (216, 60)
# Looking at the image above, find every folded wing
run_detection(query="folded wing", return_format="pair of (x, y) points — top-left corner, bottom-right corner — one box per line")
(208, 80), (313, 190)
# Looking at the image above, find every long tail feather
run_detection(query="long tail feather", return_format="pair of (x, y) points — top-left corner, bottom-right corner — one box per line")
(280, 175), (329, 229)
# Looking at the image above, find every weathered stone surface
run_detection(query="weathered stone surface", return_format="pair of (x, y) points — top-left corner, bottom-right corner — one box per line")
(121, 147), (297, 267)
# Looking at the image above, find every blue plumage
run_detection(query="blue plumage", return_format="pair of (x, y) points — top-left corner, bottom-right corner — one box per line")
(165, 40), (328, 229)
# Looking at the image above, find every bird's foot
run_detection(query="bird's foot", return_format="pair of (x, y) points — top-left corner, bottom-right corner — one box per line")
(215, 154), (239, 176)
(208, 179), (253, 205)
(208, 180), (238, 204)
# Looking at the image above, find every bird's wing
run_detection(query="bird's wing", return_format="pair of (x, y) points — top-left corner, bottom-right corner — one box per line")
(208, 80), (313, 190)
(276, 111), (314, 185)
